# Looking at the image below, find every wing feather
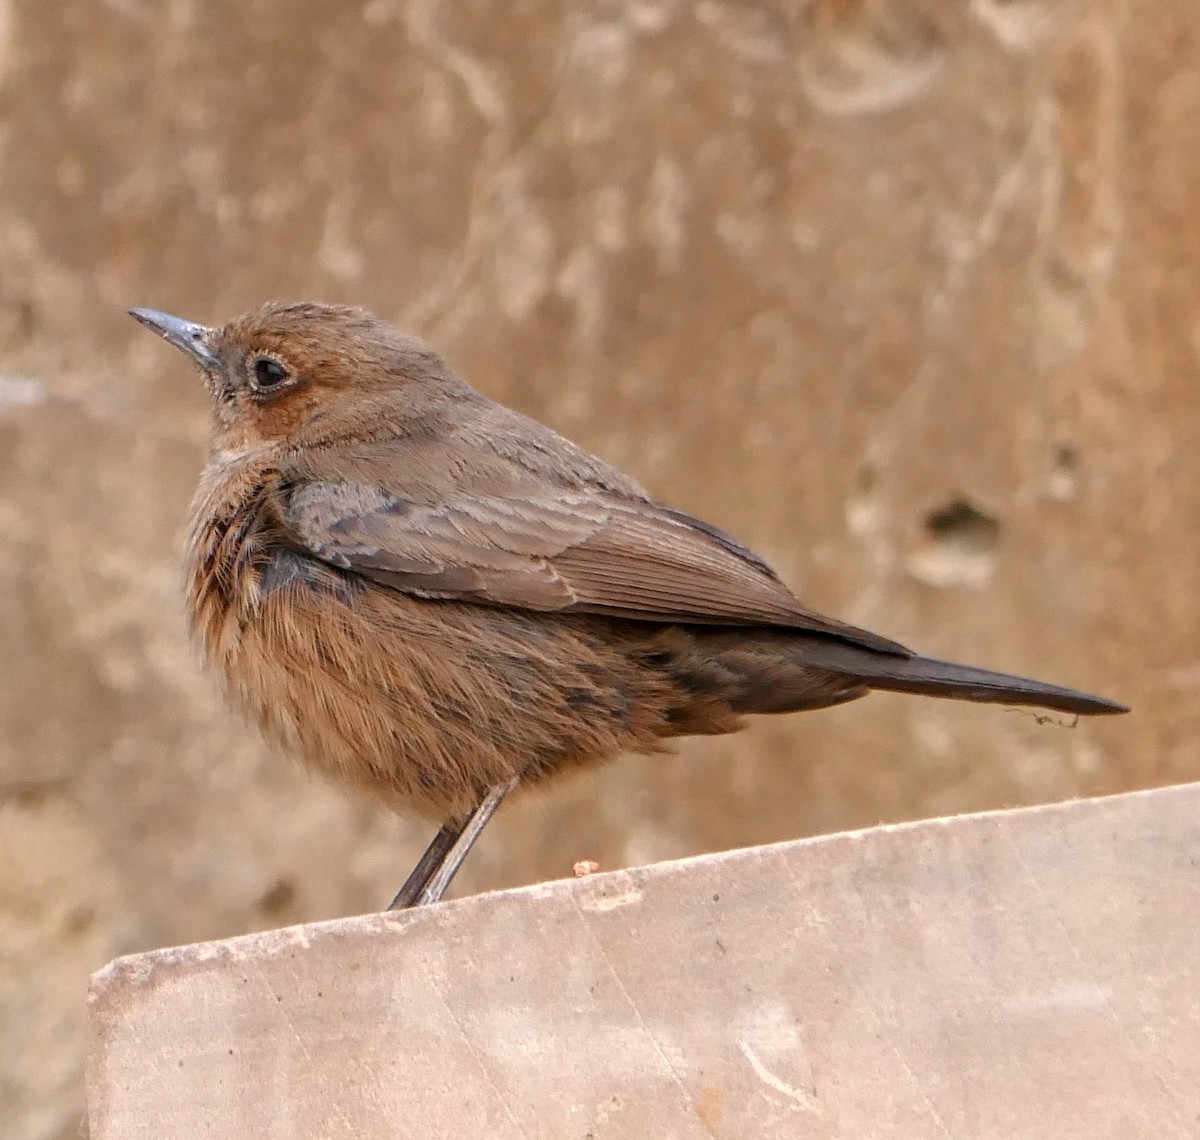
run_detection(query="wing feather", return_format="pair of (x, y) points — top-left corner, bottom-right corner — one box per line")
(282, 480), (907, 654)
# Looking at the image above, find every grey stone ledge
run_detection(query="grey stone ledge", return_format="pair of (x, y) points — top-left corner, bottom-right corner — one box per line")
(88, 782), (1200, 1139)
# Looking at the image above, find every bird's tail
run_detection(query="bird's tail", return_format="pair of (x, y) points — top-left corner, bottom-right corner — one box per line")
(789, 638), (1128, 716)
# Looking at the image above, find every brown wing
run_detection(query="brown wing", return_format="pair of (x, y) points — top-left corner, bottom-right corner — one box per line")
(282, 480), (908, 655)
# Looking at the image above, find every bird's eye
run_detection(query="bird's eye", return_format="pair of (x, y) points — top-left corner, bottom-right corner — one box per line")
(251, 356), (291, 391)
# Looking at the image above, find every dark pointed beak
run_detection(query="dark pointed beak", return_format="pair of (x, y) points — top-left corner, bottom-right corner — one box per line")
(128, 307), (221, 370)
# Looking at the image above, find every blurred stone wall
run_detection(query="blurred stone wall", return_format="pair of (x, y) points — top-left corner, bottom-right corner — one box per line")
(0, 1), (1191, 1136)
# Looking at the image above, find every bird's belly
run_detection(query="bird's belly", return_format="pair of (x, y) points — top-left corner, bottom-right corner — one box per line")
(204, 569), (673, 819)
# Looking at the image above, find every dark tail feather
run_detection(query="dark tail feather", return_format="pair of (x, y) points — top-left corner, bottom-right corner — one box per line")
(793, 641), (1129, 717)
(858, 653), (1128, 715)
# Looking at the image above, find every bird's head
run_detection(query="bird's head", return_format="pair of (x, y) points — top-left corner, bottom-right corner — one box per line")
(130, 301), (469, 451)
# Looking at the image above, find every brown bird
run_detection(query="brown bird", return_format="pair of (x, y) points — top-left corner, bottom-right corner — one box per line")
(130, 302), (1128, 909)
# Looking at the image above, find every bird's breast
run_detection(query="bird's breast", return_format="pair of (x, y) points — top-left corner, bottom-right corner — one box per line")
(179, 460), (700, 819)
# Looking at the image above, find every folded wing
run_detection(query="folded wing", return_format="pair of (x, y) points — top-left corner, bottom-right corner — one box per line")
(282, 479), (908, 656)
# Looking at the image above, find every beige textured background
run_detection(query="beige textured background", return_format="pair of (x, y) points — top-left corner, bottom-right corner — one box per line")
(0, 1), (1191, 1136)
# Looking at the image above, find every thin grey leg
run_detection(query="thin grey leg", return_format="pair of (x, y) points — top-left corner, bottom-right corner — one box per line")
(387, 822), (462, 910)
(415, 776), (520, 907)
